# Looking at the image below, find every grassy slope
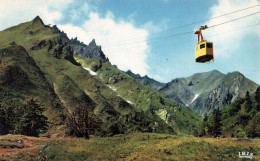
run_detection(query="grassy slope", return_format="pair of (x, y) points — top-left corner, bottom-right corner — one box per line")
(0, 17), (74, 134)
(1, 133), (259, 161)
(0, 45), (64, 132)
(30, 49), (146, 135)
(0, 17), (53, 50)
(0, 17), (201, 135)
(0, 17), (143, 135)
(76, 57), (201, 134)
(0, 18), (173, 135)
(42, 134), (260, 161)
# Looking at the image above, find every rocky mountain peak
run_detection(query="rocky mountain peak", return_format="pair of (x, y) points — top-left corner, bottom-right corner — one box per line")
(51, 25), (108, 63)
(143, 75), (149, 79)
(125, 70), (166, 91)
(227, 71), (245, 78)
(126, 70), (141, 78)
(209, 69), (222, 74)
(72, 38), (108, 63)
(32, 16), (44, 26)
(89, 39), (96, 46)
(52, 25), (60, 33)
(127, 69), (259, 116)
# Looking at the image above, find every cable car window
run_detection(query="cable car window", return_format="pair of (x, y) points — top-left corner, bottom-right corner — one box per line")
(200, 44), (205, 49)
(207, 43), (212, 48)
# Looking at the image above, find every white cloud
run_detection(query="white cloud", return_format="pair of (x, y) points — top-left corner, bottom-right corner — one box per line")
(204, 0), (260, 58)
(0, 0), (72, 30)
(0, 0), (151, 76)
(57, 24), (89, 41)
(59, 12), (150, 76)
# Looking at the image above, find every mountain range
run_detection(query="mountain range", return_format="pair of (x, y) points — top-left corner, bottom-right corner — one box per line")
(0, 16), (258, 137)
(126, 70), (259, 116)
(0, 16), (200, 136)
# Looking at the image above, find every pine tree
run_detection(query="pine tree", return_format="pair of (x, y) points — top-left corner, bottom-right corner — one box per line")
(0, 105), (15, 135)
(15, 99), (48, 136)
(245, 91), (252, 113)
(0, 106), (7, 135)
(212, 108), (222, 137)
(229, 99), (244, 115)
(198, 115), (208, 137)
(247, 112), (260, 138)
(238, 112), (250, 128)
(255, 86), (260, 112)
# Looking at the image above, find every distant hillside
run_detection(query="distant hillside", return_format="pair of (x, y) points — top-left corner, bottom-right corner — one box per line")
(126, 70), (259, 116)
(0, 16), (200, 136)
(198, 88), (260, 138)
(76, 57), (201, 134)
(124, 71), (185, 105)
(125, 70), (166, 91)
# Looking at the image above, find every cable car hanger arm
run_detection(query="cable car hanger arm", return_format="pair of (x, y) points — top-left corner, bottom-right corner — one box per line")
(194, 25), (208, 44)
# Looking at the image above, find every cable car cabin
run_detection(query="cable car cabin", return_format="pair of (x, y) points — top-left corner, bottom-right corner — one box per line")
(194, 25), (214, 63)
(195, 41), (213, 63)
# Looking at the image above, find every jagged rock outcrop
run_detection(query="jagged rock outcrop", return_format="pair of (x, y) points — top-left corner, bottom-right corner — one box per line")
(72, 39), (108, 63)
(52, 25), (108, 63)
(32, 16), (44, 26)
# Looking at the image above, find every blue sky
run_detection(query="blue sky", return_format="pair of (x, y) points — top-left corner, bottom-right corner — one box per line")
(0, 0), (260, 84)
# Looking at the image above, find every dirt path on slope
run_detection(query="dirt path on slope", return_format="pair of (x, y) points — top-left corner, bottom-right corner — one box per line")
(0, 135), (49, 161)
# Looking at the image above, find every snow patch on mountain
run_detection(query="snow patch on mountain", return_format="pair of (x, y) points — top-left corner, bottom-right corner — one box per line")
(191, 94), (199, 104)
(84, 67), (97, 76)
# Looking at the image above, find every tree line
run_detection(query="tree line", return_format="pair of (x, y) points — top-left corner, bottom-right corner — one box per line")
(197, 86), (260, 138)
(0, 99), (48, 136)
(0, 98), (98, 138)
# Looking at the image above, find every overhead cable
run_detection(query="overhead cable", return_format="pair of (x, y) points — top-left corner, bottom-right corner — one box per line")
(106, 4), (260, 45)
(104, 11), (260, 48)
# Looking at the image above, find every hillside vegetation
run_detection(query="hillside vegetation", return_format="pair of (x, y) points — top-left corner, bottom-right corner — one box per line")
(0, 16), (200, 137)
(75, 57), (201, 134)
(198, 87), (260, 138)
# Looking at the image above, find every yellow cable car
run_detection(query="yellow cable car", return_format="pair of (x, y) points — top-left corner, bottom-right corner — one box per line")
(194, 25), (214, 63)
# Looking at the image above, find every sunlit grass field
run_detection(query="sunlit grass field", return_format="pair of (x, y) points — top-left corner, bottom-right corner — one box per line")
(3, 133), (255, 161)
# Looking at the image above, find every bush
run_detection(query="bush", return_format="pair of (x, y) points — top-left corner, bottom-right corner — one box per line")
(15, 99), (48, 136)
(247, 112), (260, 138)
(66, 105), (100, 139)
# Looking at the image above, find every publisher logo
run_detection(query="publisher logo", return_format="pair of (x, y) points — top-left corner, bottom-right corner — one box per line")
(238, 152), (254, 160)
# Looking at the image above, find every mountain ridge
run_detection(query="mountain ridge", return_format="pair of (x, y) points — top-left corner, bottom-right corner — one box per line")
(0, 16), (200, 136)
(52, 25), (108, 63)
(126, 70), (259, 116)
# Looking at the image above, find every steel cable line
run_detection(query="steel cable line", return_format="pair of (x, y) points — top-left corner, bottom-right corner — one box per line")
(208, 11), (260, 28)
(105, 23), (260, 53)
(105, 4), (260, 45)
(104, 11), (260, 48)
(149, 4), (260, 35)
